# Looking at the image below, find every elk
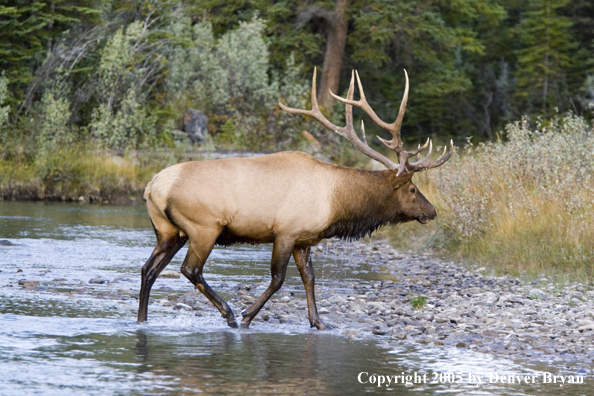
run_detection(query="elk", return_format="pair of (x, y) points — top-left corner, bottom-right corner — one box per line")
(138, 69), (452, 329)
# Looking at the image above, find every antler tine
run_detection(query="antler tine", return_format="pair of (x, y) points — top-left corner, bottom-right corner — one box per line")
(411, 140), (433, 165)
(360, 120), (367, 145)
(330, 70), (410, 154)
(409, 140), (454, 172)
(279, 68), (341, 133)
(280, 68), (399, 170)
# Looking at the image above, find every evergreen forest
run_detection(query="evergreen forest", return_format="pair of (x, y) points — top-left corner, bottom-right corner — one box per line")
(1, 0), (593, 153)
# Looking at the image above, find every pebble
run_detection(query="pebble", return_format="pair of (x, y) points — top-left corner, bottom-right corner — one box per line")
(160, 270), (180, 279)
(18, 280), (40, 290)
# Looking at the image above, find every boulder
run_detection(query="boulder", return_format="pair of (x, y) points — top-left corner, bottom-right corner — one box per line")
(183, 109), (208, 143)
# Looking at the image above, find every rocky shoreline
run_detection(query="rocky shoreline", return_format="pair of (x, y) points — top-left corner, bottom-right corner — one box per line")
(165, 239), (594, 365)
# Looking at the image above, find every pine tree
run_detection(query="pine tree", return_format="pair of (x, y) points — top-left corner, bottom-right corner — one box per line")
(516, 0), (575, 115)
(0, 1), (102, 103)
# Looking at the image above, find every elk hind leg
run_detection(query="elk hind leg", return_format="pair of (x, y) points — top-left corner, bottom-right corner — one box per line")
(138, 230), (187, 323)
(180, 228), (238, 328)
(241, 237), (294, 328)
(294, 246), (329, 330)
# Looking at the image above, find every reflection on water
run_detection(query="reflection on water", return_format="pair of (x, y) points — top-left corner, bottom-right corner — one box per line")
(0, 201), (591, 395)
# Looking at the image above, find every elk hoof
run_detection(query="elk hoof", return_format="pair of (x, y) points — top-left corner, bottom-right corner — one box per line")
(239, 321), (251, 329)
(227, 320), (238, 328)
(313, 321), (332, 330)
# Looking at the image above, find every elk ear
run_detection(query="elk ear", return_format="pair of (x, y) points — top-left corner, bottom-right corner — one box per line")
(389, 171), (413, 190)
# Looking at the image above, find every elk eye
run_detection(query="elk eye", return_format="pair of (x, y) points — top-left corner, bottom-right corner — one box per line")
(410, 187), (416, 194)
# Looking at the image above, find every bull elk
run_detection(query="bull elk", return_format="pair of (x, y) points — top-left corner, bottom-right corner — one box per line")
(138, 69), (453, 329)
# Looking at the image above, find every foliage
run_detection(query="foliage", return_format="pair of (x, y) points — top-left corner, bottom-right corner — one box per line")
(89, 18), (165, 150)
(36, 84), (74, 148)
(165, 16), (310, 150)
(0, 74), (9, 131)
(1, 0), (594, 149)
(0, 142), (188, 202)
(409, 296), (427, 310)
(90, 89), (158, 150)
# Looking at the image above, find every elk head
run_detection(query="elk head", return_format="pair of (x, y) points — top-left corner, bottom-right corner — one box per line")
(279, 68), (453, 225)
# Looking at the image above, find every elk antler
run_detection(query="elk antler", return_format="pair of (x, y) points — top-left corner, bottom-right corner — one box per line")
(280, 69), (453, 175)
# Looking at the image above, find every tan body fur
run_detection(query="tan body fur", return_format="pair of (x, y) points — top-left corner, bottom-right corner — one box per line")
(146, 152), (335, 246)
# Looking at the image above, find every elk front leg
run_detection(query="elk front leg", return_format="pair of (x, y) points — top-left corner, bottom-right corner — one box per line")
(180, 229), (238, 328)
(138, 234), (188, 322)
(294, 246), (329, 330)
(240, 238), (294, 328)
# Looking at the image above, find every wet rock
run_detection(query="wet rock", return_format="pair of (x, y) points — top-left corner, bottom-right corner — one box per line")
(373, 328), (388, 336)
(160, 299), (174, 307)
(167, 294), (179, 302)
(0, 239), (16, 246)
(173, 303), (193, 311)
(348, 299), (366, 313)
(279, 314), (299, 324)
(159, 270), (180, 279)
(18, 280), (40, 290)
(89, 278), (106, 284)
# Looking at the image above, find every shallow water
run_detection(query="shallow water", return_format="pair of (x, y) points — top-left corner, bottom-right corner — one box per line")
(0, 201), (590, 395)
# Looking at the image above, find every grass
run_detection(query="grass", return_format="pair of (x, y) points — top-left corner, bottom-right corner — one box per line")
(409, 296), (427, 310)
(386, 114), (594, 284)
(0, 143), (186, 203)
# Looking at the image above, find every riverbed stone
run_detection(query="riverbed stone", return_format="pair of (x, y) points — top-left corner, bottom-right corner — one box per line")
(89, 278), (106, 284)
(18, 280), (40, 290)
(159, 270), (180, 279)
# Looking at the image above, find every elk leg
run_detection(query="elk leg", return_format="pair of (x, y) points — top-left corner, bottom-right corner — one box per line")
(180, 231), (238, 328)
(138, 234), (188, 322)
(293, 246), (329, 330)
(240, 238), (294, 328)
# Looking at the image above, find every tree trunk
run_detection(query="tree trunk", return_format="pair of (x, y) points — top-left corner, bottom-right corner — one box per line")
(318, 0), (348, 112)
(542, 0), (550, 114)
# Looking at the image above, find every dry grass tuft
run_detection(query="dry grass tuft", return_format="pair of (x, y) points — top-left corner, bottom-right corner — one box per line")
(0, 145), (176, 201)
